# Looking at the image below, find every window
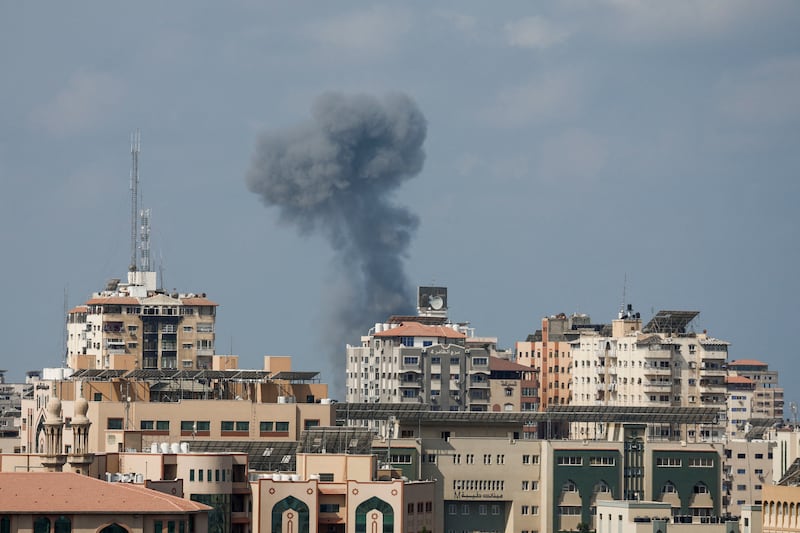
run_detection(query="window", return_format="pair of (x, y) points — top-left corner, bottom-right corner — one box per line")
(141, 420), (155, 430)
(521, 505), (530, 515)
(448, 504), (457, 515)
(320, 504), (340, 513)
(492, 505), (500, 515)
(390, 454), (412, 464)
(260, 421), (274, 432)
(479, 504), (487, 515)
(562, 480), (578, 492)
(221, 421), (234, 432)
(156, 420), (169, 431)
(589, 456), (616, 466)
(557, 456), (582, 466)
(275, 421), (289, 432)
(662, 482), (677, 493)
(403, 356), (419, 365)
(107, 418), (123, 430)
(318, 473), (334, 482)
(235, 421), (249, 432)
(472, 357), (488, 366)
(189, 469), (195, 481)
(689, 457), (713, 467)
(656, 457), (682, 467)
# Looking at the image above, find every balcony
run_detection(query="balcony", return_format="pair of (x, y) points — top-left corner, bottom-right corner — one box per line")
(595, 366), (617, 375)
(643, 382), (671, 393)
(643, 366), (671, 376)
(596, 382), (616, 392)
(469, 378), (489, 388)
(644, 348), (672, 359)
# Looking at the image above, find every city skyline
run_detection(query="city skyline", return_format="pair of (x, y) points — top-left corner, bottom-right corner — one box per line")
(1, 2), (798, 410)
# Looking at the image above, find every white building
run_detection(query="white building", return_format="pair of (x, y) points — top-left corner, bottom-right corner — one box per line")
(570, 309), (728, 442)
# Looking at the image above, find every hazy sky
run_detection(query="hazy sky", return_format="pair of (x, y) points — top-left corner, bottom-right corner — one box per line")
(1, 2), (798, 408)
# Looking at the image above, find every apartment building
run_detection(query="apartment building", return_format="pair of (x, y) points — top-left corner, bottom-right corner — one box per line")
(570, 309), (728, 442)
(727, 360), (785, 420)
(515, 313), (596, 409)
(67, 270), (218, 372)
(723, 440), (774, 516)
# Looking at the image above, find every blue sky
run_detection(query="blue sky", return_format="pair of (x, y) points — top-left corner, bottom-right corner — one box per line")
(1, 2), (798, 407)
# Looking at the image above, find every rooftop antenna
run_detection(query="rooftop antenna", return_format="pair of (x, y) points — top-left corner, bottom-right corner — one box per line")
(791, 402), (798, 427)
(129, 130), (141, 272)
(619, 273), (628, 318)
(140, 207), (151, 272)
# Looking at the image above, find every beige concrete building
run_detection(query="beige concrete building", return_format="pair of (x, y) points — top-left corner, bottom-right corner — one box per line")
(19, 357), (331, 455)
(570, 309), (728, 443)
(252, 453), (436, 533)
(727, 360), (784, 421)
(761, 484), (800, 532)
(67, 270), (218, 372)
(723, 440), (774, 516)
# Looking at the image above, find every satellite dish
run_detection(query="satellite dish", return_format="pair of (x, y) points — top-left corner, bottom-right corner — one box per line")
(429, 295), (444, 310)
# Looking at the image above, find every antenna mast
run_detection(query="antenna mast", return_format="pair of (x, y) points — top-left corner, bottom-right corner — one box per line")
(140, 208), (151, 272)
(129, 130), (141, 272)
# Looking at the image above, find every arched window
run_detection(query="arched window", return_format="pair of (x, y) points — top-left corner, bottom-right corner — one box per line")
(355, 497), (394, 533)
(662, 482), (678, 494)
(594, 480), (611, 494)
(271, 496), (310, 533)
(34, 517), (50, 533)
(54, 517), (71, 533)
(562, 480), (578, 492)
(99, 524), (129, 533)
(693, 482), (709, 494)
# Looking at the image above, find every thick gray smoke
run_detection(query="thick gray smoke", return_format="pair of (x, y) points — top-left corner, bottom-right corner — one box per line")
(246, 92), (427, 395)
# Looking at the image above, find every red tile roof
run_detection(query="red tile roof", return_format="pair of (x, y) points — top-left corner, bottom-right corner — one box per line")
(728, 359), (767, 367)
(489, 356), (534, 372)
(726, 375), (754, 384)
(0, 472), (211, 514)
(85, 296), (141, 305)
(373, 322), (466, 339)
(68, 306), (88, 314)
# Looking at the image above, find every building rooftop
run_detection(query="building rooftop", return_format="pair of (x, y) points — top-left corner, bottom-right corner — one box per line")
(489, 356), (533, 372)
(0, 472), (210, 514)
(728, 359), (768, 367)
(373, 322), (466, 339)
(726, 375), (754, 385)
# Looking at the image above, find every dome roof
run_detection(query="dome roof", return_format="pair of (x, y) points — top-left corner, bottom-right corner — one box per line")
(45, 395), (63, 424)
(72, 396), (90, 425)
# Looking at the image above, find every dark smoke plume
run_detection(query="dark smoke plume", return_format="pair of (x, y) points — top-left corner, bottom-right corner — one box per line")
(246, 92), (427, 396)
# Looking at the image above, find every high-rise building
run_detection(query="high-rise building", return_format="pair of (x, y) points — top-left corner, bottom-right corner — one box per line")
(569, 308), (728, 442)
(66, 271), (217, 371)
(515, 313), (597, 409)
(345, 286), (527, 411)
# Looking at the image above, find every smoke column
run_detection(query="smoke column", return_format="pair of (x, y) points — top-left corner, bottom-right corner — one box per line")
(246, 92), (427, 395)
